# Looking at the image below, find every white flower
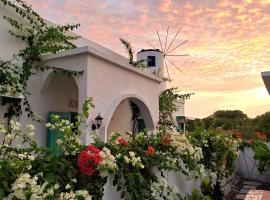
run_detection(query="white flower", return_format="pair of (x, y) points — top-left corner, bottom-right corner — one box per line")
(56, 139), (63, 145)
(54, 184), (60, 190)
(65, 184), (71, 190)
(26, 124), (35, 132)
(0, 124), (6, 134)
(71, 178), (77, 183)
(124, 156), (130, 163)
(129, 151), (135, 157)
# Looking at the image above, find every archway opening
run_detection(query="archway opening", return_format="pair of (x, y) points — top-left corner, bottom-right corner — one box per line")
(42, 73), (79, 154)
(107, 97), (154, 139)
(43, 73), (79, 113)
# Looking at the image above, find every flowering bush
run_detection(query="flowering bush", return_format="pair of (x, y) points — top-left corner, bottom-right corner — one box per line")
(0, 99), (223, 200)
(240, 130), (270, 173)
(187, 127), (241, 199)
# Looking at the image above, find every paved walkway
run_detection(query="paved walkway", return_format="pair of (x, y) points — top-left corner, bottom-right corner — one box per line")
(235, 181), (270, 200)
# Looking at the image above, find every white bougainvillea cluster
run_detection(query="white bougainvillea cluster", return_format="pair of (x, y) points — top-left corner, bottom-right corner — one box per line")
(46, 115), (82, 156)
(98, 147), (118, 177)
(150, 177), (180, 200)
(123, 151), (145, 169)
(3, 173), (92, 200)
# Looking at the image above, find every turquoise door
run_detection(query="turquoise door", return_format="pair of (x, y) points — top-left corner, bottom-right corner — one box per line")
(47, 112), (71, 156)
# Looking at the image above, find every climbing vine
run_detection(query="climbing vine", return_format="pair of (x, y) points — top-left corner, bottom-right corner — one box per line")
(0, 0), (83, 121)
(120, 38), (148, 69)
(159, 88), (194, 126)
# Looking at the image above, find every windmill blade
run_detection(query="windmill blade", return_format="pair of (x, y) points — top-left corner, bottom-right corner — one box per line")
(164, 57), (171, 80)
(166, 57), (183, 72)
(147, 41), (158, 49)
(167, 54), (189, 57)
(164, 26), (169, 53)
(165, 27), (181, 54)
(157, 30), (164, 53)
(166, 40), (188, 55)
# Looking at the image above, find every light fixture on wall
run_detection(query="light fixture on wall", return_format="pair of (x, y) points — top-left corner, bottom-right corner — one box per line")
(91, 113), (103, 130)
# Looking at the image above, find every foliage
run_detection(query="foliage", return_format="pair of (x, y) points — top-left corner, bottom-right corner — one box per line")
(185, 189), (211, 200)
(120, 38), (147, 69)
(185, 110), (257, 140)
(0, 0), (83, 120)
(240, 131), (270, 174)
(0, 98), (220, 199)
(188, 127), (240, 180)
(188, 127), (241, 199)
(91, 128), (208, 200)
(252, 140), (270, 173)
(159, 88), (194, 126)
(253, 111), (270, 138)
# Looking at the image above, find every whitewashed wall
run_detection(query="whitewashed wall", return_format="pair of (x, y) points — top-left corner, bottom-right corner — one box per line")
(237, 145), (270, 183)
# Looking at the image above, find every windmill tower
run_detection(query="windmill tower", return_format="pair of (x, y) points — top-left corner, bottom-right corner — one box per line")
(137, 27), (189, 131)
(136, 27), (188, 90)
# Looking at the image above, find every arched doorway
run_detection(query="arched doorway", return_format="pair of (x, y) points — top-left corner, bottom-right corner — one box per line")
(42, 73), (79, 154)
(107, 97), (155, 139)
(42, 73), (79, 113)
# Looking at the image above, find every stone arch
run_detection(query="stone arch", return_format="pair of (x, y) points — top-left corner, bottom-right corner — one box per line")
(100, 93), (155, 141)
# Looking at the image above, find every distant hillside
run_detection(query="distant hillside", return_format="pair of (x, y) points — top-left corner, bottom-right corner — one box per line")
(186, 110), (270, 138)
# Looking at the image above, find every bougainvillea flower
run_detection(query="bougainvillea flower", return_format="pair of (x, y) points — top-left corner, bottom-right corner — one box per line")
(235, 132), (242, 139)
(78, 145), (103, 176)
(117, 137), (128, 146)
(145, 145), (155, 156)
(255, 131), (262, 137)
(161, 133), (171, 144)
(255, 131), (267, 139)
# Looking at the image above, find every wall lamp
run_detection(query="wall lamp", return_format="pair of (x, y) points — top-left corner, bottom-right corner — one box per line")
(91, 113), (103, 130)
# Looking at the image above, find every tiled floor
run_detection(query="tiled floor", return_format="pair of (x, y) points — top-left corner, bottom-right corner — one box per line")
(235, 181), (270, 200)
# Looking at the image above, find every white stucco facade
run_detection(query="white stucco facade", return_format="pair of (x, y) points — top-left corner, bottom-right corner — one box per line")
(0, 5), (163, 146)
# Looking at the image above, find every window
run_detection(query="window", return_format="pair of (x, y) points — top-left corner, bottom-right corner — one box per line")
(147, 56), (156, 67)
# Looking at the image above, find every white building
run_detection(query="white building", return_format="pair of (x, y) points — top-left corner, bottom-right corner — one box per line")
(0, 4), (186, 149)
(262, 71), (270, 95)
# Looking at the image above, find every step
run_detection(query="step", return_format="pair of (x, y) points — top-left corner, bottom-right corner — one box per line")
(243, 181), (262, 186)
(243, 185), (258, 189)
(239, 189), (249, 194)
(235, 194), (246, 200)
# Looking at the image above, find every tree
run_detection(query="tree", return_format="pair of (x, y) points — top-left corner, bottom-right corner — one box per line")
(253, 112), (270, 138)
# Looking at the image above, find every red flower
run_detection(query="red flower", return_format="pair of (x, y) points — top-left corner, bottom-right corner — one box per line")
(161, 133), (171, 144)
(255, 131), (262, 137)
(145, 145), (155, 156)
(247, 139), (253, 145)
(235, 132), (242, 139)
(77, 145), (103, 176)
(117, 137), (128, 146)
(255, 131), (267, 139)
(260, 133), (267, 139)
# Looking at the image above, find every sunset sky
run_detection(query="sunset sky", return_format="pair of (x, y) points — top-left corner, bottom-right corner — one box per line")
(25, 0), (270, 118)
